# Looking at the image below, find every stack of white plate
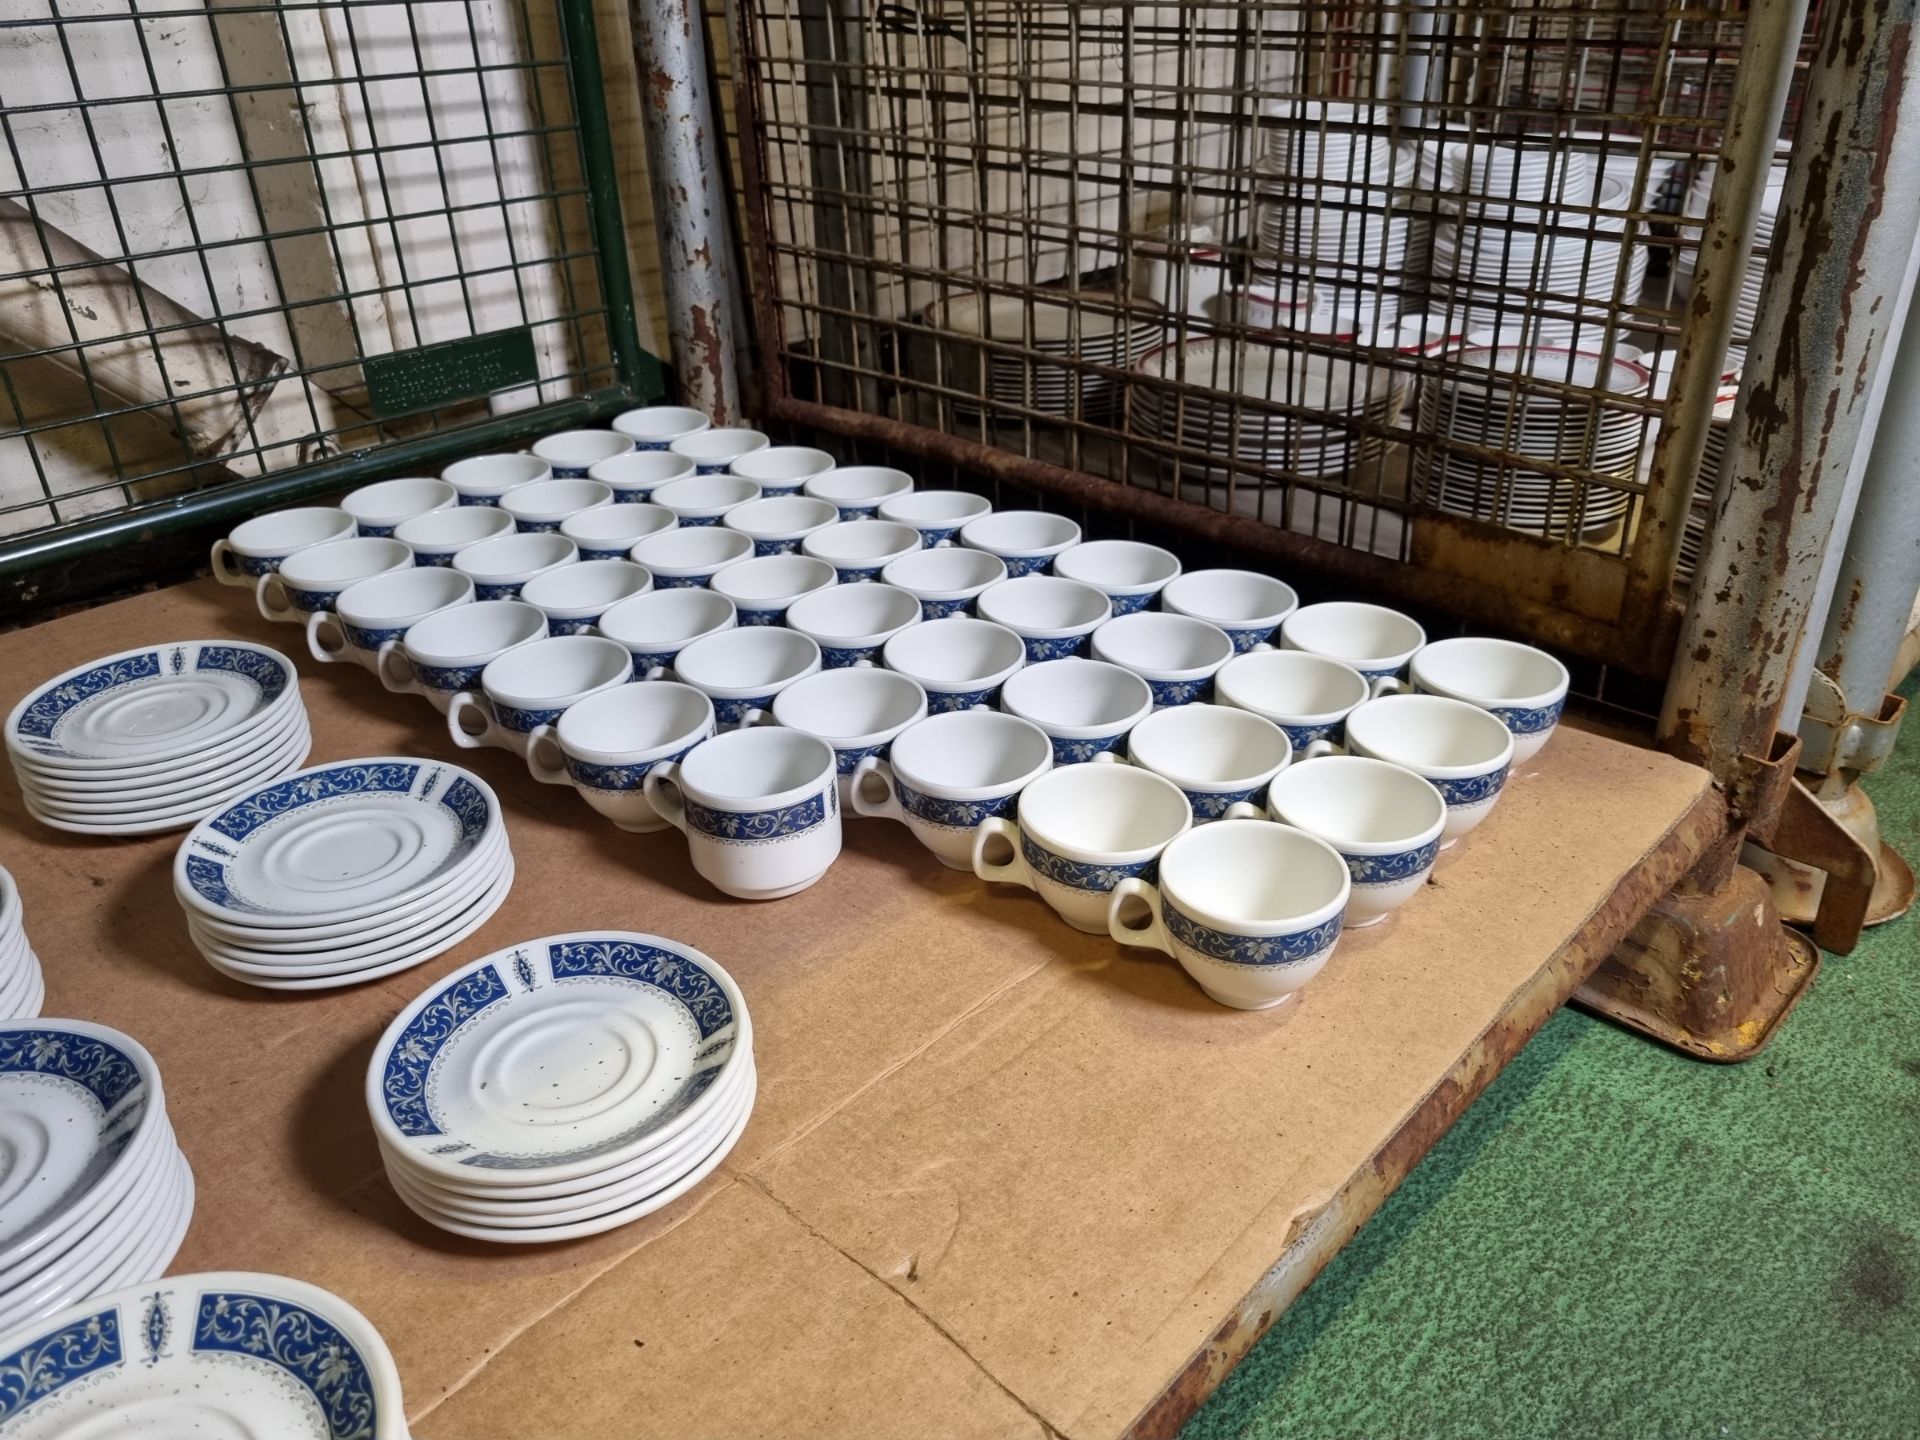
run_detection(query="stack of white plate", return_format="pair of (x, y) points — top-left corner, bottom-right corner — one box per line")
(1677, 393), (1739, 585)
(368, 931), (754, 1244)
(6, 641), (310, 836)
(1675, 152), (1788, 358)
(0, 1270), (409, 1435)
(926, 291), (1164, 419)
(0, 1020), (193, 1334)
(0, 868), (44, 1021)
(1251, 123), (1420, 321)
(174, 757), (512, 991)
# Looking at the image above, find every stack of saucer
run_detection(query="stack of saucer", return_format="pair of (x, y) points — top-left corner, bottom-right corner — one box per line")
(0, 1020), (193, 1334)
(368, 931), (754, 1243)
(174, 757), (512, 991)
(0, 869), (43, 1021)
(6, 641), (310, 836)
(926, 291), (1164, 419)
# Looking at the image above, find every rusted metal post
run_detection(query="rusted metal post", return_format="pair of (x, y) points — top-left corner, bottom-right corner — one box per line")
(631, 0), (743, 423)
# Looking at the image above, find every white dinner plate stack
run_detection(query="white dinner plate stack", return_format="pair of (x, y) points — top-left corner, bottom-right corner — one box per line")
(1675, 151), (1788, 364)
(1677, 392), (1740, 585)
(173, 756), (513, 991)
(368, 932), (755, 1244)
(0, 869), (44, 1022)
(926, 291), (1164, 420)
(0, 1020), (193, 1335)
(5, 641), (310, 836)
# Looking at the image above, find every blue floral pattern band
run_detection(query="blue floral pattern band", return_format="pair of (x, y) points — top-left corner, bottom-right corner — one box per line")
(1163, 898), (1343, 966)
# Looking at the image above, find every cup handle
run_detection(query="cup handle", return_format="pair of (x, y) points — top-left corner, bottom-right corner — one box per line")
(1250, 640), (1275, 653)
(848, 758), (905, 822)
(642, 762), (689, 832)
(1368, 675), (1406, 698)
(1091, 750), (1123, 765)
(446, 691), (497, 750)
(971, 817), (1035, 890)
(732, 705), (772, 730)
(642, 664), (670, 682)
(1107, 877), (1174, 955)
(209, 539), (246, 587)
(255, 572), (295, 623)
(304, 610), (347, 663)
(851, 656), (876, 669)
(526, 725), (570, 785)
(1223, 801), (1265, 820)
(376, 641), (416, 695)
(1302, 738), (1346, 759)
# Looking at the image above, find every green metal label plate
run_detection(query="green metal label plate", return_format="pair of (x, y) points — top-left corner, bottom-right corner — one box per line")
(364, 328), (540, 417)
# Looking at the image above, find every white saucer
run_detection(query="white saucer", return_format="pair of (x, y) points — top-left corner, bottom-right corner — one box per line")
(15, 701), (308, 801)
(23, 722), (312, 829)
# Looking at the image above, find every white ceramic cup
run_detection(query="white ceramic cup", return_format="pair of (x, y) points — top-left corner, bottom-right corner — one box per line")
(379, 599), (547, 713)
(784, 583), (921, 668)
(878, 489), (992, 548)
(597, 587), (738, 679)
(256, 537), (412, 623)
(1214, 649), (1402, 749)
(803, 465), (913, 520)
(500, 477), (614, 534)
(671, 427), (770, 473)
(447, 634), (634, 756)
(771, 666), (929, 809)
(589, 449), (696, 502)
(1108, 819), (1350, 1010)
(882, 546), (1008, 619)
(210, 507), (354, 585)
(1328, 693), (1515, 846)
(959, 510), (1081, 576)
(341, 477), (456, 537)
(526, 680), (714, 832)
(612, 404), (710, 450)
(880, 616), (1026, 711)
(850, 709), (1052, 868)
(307, 566), (474, 672)
(562, 502), (676, 561)
(645, 728), (842, 899)
(1409, 636), (1570, 762)
(452, 531), (578, 600)
(442, 452), (549, 507)
(1266, 755), (1446, 927)
(1052, 540), (1182, 615)
(670, 625), (822, 728)
(723, 495), (840, 556)
(1089, 611), (1234, 707)
(973, 763), (1191, 932)
(1281, 601), (1426, 679)
(519, 559), (654, 635)
(652, 473), (762, 527)
(393, 504), (515, 567)
(709, 554), (837, 627)
(802, 519), (923, 584)
(533, 429), (634, 478)
(1160, 569), (1301, 653)
(999, 658), (1153, 764)
(730, 445), (836, 494)
(976, 574), (1112, 661)
(1126, 702), (1293, 822)
(628, 525), (752, 588)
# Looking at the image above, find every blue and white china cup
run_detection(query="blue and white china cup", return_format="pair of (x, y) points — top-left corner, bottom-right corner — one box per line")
(442, 452), (548, 506)
(1160, 569), (1299, 652)
(645, 727), (842, 899)
(671, 427), (769, 474)
(652, 473), (761, 527)
(1408, 636), (1569, 763)
(878, 489), (992, 548)
(612, 404), (710, 450)
(1108, 819), (1350, 1010)
(1266, 755), (1445, 928)
(628, 525), (752, 589)
(730, 445), (836, 494)
(1280, 600), (1426, 679)
(882, 546), (1008, 619)
(589, 449), (696, 503)
(784, 583), (921, 668)
(802, 519), (922, 584)
(533, 429), (633, 478)
(519, 559), (653, 635)
(804, 464), (913, 521)
(849, 709), (1052, 869)
(597, 587), (737, 679)
(958, 510), (1081, 577)
(670, 625), (822, 729)
(975, 574), (1112, 661)
(379, 599), (547, 713)
(500, 478), (613, 534)
(1126, 702), (1293, 822)
(526, 679), (714, 832)
(1089, 611), (1234, 707)
(393, 504), (514, 566)
(447, 634), (632, 757)
(709, 554), (836, 628)
(306, 566), (473, 673)
(972, 762), (1190, 933)
(998, 658), (1152, 765)
(341, 477), (456, 537)
(1324, 693), (1514, 847)
(723, 495), (839, 556)
(771, 666), (928, 809)
(562, 502), (676, 561)
(1052, 540), (1182, 615)
(1214, 649), (1401, 749)
(210, 506), (354, 585)
(256, 537), (412, 624)
(880, 616), (1026, 711)
(451, 531), (578, 601)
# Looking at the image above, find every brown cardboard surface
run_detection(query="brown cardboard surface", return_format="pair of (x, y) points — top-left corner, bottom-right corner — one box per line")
(0, 579), (1712, 1437)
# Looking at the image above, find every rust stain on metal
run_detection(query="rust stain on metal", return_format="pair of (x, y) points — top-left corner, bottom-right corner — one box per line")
(684, 302), (731, 425)
(644, 65), (677, 113)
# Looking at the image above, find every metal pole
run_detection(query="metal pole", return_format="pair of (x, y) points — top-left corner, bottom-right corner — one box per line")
(631, 0), (743, 423)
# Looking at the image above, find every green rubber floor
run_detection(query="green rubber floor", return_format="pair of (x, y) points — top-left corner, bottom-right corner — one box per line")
(1183, 680), (1920, 1440)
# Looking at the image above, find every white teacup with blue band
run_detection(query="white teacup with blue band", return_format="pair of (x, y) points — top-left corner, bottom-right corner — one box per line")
(709, 554), (836, 627)
(882, 545), (1008, 619)
(975, 574), (1112, 661)
(723, 494), (839, 555)
(1089, 611), (1234, 707)
(1126, 702), (1292, 822)
(589, 448), (695, 502)
(612, 403), (709, 451)
(730, 444), (836, 495)
(785, 582), (920, 668)
(446, 634), (632, 757)
(849, 709), (1052, 869)
(670, 625), (821, 729)
(562, 502), (675, 561)
(880, 616), (1025, 711)
(671, 427), (769, 474)
(442, 452), (548, 506)
(1408, 636), (1569, 763)
(379, 599), (546, 713)
(210, 506), (354, 585)
(652, 473), (761, 527)
(451, 531), (577, 601)
(878, 489), (991, 548)
(519, 558), (653, 635)
(1266, 755), (1445, 928)
(771, 666), (928, 809)
(526, 680), (714, 832)
(644, 727), (842, 899)
(972, 762), (1190, 933)
(999, 658), (1152, 765)
(1160, 569), (1300, 653)
(1330, 693), (1514, 847)
(306, 566), (473, 674)
(597, 587), (736, 680)
(1107, 819), (1350, 1010)
(959, 509), (1081, 576)
(341, 477), (456, 537)
(628, 524), (751, 588)
(1280, 601), (1425, 680)
(499, 477), (613, 534)
(256, 536), (412, 624)
(1214, 649), (1400, 749)
(1052, 540), (1182, 615)
(533, 429), (633, 478)
(802, 519), (922, 584)
(804, 464), (912, 520)
(394, 504), (514, 566)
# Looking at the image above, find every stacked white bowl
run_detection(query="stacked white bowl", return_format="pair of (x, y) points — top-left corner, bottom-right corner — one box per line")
(0, 868), (44, 1021)
(5, 641), (310, 836)
(368, 931), (755, 1243)
(0, 1020), (193, 1334)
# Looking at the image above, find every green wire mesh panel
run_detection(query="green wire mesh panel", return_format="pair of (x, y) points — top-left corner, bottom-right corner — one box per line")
(0, 0), (662, 580)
